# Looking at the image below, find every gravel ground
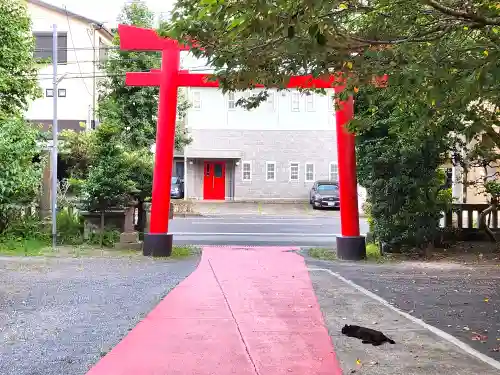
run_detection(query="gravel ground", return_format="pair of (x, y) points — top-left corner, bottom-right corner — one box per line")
(306, 258), (500, 361)
(0, 255), (199, 375)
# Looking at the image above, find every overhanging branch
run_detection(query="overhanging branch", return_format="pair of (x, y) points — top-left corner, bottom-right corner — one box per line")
(425, 0), (500, 26)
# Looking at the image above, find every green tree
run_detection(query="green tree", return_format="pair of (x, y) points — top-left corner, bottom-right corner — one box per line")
(0, 0), (40, 115)
(59, 126), (95, 181)
(0, 116), (42, 232)
(81, 123), (136, 245)
(161, 1), (500, 145)
(98, 0), (192, 150)
(124, 149), (153, 232)
(354, 88), (453, 253)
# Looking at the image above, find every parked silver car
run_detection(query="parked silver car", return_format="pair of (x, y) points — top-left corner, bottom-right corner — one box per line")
(309, 181), (340, 209)
(170, 176), (184, 199)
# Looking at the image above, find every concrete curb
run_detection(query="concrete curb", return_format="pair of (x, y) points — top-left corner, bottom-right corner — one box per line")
(173, 213), (204, 218)
(175, 212), (367, 218)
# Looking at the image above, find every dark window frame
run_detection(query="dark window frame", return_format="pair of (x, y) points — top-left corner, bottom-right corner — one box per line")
(45, 88), (54, 97)
(98, 37), (108, 64)
(33, 31), (68, 64)
(58, 88), (67, 97)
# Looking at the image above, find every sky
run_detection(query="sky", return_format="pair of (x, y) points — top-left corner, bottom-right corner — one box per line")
(44, 0), (175, 26)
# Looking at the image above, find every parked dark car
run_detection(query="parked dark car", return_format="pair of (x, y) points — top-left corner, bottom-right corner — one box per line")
(171, 176), (184, 199)
(309, 181), (340, 209)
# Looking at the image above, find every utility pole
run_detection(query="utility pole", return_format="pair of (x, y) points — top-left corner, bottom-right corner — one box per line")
(91, 24), (96, 129)
(51, 24), (58, 250)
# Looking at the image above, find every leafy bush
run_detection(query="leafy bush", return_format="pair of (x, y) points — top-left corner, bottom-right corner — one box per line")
(56, 210), (84, 245)
(88, 229), (121, 248)
(81, 123), (136, 212)
(1, 213), (49, 242)
(0, 116), (42, 232)
(354, 90), (451, 252)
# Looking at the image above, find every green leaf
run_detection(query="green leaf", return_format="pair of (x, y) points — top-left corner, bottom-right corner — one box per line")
(308, 24), (319, 37)
(316, 32), (326, 45)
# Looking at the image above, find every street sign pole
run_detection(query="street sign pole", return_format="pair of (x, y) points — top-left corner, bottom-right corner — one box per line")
(51, 23), (58, 251)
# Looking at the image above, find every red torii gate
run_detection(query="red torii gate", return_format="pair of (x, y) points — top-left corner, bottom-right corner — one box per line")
(119, 25), (365, 260)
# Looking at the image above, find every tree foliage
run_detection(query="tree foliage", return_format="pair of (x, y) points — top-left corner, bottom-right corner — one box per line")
(59, 126), (95, 181)
(124, 150), (153, 204)
(162, 1), (500, 144)
(162, 0), (500, 250)
(0, 116), (42, 232)
(98, 0), (192, 150)
(60, 125), (155, 213)
(0, 0), (40, 115)
(355, 88), (452, 250)
(80, 123), (136, 212)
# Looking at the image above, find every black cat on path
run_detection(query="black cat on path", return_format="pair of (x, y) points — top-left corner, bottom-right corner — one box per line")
(341, 324), (396, 346)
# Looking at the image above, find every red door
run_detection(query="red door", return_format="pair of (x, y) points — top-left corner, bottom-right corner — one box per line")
(203, 161), (226, 200)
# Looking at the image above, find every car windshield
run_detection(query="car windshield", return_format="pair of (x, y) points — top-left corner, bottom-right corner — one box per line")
(171, 177), (179, 184)
(318, 184), (338, 192)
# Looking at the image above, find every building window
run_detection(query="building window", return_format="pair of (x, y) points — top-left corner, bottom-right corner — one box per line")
(99, 37), (108, 64)
(328, 93), (335, 112)
(266, 162), (276, 181)
(192, 91), (201, 109)
(45, 89), (54, 97)
(58, 89), (66, 97)
(33, 32), (68, 64)
(291, 92), (300, 112)
(242, 161), (252, 181)
(305, 95), (315, 111)
(228, 92), (236, 110)
(329, 162), (339, 181)
(266, 91), (275, 110)
(289, 162), (299, 181)
(305, 163), (315, 182)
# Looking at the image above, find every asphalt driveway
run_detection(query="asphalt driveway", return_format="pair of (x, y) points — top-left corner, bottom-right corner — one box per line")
(306, 257), (500, 361)
(0, 255), (199, 375)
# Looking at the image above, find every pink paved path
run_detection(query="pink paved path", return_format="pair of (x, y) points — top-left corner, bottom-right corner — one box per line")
(86, 246), (342, 375)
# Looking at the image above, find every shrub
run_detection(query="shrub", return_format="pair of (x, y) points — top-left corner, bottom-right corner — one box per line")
(57, 210), (84, 245)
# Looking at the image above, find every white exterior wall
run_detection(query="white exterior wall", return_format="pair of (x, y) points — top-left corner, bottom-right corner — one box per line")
(185, 87), (336, 131)
(26, 2), (112, 128)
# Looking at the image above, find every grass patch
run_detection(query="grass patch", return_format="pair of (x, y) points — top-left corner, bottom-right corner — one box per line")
(366, 242), (383, 262)
(171, 245), (198, 258)
(0, 240), (201, 260)
(308, 247), (337, 260)
(0, 238), (48, 256)
(307, 243), (384, 263)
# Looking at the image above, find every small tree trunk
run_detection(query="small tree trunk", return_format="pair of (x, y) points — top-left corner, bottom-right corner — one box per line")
(479, 203), (496, 243)
(462, 165), (468, 203)
(136, 201), (145, 233)
(423, 242), (434, 259)
(100, 210), (104, 248)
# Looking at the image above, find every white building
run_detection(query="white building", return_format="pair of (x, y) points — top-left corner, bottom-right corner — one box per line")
(26, 0), (113, 132)
(172, 54), (341, 202)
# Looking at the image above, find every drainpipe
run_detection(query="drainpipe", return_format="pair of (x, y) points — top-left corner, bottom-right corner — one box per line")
(92, 26), (96, 128)
(183, 155), (187, 200)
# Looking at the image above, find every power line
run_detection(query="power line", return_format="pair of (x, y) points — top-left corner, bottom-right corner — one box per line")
(65, 6), (92, 96)
(35, 65), (213, 76)
(37, 57), (163, 66)
(34, 46), (119, 52)
(26, 66), (217, 81)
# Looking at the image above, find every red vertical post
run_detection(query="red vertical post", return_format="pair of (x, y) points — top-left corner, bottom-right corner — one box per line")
(144, 47), (180, 256)
(335, 95), (366, 260)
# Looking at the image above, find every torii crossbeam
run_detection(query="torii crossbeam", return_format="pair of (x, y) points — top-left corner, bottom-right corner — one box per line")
(119, 25), (366, 260)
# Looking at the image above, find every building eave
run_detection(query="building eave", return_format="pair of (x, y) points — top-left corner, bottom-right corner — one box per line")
(27, 0), (114, 40)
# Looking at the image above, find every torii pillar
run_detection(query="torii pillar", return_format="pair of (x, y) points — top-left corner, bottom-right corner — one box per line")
(119, 25), (366, 260)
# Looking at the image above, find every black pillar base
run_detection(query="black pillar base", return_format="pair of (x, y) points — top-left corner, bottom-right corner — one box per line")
(336, 236), (366, 261)
(143, 233), (173, 257)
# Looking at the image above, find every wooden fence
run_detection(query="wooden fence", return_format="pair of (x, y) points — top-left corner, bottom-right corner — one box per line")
(442, 203), (499, 241)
